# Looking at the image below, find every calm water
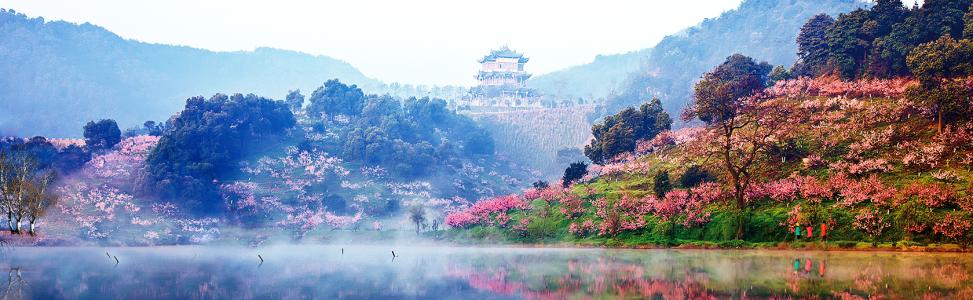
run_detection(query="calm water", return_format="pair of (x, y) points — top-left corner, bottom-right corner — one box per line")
(0, 245), (971, 299)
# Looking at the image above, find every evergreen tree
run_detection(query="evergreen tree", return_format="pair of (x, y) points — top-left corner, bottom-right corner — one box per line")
(83, 119), (121, 151)
(906, 35), (973, 133)
(653, 171), (672, 198)
(584, 98), (671, 164)
(826, 9), (874, 79)
(794, 14), (836, 77)
(964, 3), (973, 39)
(562, 162), (588, 187)
(285, 89), (305, 113)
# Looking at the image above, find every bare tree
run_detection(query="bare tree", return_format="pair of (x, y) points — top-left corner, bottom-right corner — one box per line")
(4, 156), (35, 234)
(409, 205), (426, 236)
(25, 171), (56, 235)
(0, 152), (10, 233)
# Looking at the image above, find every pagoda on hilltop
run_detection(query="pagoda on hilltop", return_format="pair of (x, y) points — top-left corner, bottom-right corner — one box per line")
(468, 46), (539, 107)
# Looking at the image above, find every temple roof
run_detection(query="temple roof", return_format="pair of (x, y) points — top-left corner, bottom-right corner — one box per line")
(479, 46), (529, 63)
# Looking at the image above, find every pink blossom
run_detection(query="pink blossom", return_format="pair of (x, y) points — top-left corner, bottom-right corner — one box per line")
(933, 213), (971, 240)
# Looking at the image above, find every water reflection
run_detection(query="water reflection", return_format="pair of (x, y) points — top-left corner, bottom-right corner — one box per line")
(0, 246), (970, 299)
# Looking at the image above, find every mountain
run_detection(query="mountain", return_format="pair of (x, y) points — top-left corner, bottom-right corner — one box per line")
(0, 8), (382, 137)
(526, 49), (651, 100)
(528, 0), (868, 115)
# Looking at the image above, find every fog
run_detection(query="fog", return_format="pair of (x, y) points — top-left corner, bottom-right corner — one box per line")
(1, 245), (971, 298)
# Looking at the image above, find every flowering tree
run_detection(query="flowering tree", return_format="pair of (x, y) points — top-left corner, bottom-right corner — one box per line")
(933, 212), (971, 241)
(592, 195), (652, 236)
(854, 208), (890, 242)
(684, 54), (799, 239)
(444, 194), (528, 228)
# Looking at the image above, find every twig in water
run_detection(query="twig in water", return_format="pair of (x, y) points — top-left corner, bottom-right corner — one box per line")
(258, 254), (264, 266)
(391, 251), (397, 258)
(113, 256), (119, 264)
(106, 251), (111, 258)
(341, 248), (344, 255)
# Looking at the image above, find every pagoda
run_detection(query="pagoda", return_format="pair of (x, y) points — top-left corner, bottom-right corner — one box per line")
(468, 46), (538, 107)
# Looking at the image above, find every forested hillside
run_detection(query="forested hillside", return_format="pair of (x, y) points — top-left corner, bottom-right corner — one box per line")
(0, 79), (537, 245)
(0, 9), (382, 137)
(529, 0), (866, 116)
(444, 0), (973, 250)
(526, 49), (650, 101)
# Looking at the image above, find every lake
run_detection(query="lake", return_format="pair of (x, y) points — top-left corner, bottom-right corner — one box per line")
(0, 245), (971, 299)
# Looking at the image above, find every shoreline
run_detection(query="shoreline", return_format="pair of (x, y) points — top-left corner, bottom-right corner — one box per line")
(11, 240), (965, 253)
(4, 230), (969, 253)
(434, 240), (973, 253)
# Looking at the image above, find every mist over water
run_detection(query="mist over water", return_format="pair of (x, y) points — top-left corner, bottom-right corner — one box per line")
(1, 246), (971, 299)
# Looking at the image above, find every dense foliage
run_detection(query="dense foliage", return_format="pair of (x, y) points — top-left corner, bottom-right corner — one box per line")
(587, 0), (865, 117)
(531, 0), (865, 114)
(145, 94), (296, 212)
(584, 99), (671, 164)
(83, 119), (121, 151)
(444, 4), (973, 247)
(792, 0), (973, 79)
(306, 80), (496, 177)
(445, 76), (973, 248)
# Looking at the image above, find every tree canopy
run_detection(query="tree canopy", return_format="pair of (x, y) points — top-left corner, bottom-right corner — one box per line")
(307, 79), (367, 117)
(584, 98), (671, 164)
(146, 93), (296, 212)
(83, 119), (121, 151)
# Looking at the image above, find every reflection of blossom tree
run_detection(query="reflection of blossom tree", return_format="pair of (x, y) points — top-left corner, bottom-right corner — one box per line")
(445, 258), (718, 299)
(1, 268), (28, 300)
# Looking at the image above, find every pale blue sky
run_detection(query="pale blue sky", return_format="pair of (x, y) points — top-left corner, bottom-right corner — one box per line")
(3, 0), (756, 85)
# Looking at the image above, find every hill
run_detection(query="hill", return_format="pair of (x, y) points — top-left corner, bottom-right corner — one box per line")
(529, 0), (867, 114)
(470, 105), (597, 177)
(442, 76), (973, 249)
(526, 49), (650, 101)
(0, 8), (382, 137)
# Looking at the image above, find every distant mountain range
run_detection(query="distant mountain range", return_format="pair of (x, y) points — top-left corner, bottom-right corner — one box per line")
(2, 0), (869, 137)
(0, 8), (382, 137)
(526, 49), (651, 100)
(529, 0), (869, 116)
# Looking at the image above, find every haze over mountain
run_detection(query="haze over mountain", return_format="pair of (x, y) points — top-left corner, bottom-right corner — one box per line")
(529, 0), (869, 115)
(0, 9), (382, 137)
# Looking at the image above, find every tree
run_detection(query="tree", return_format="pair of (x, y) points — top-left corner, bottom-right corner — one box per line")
(686, 54), (788, 239)
(307, 79), (366, 117)
(409, 205), (426, 236)
(0, 153), (54, 234)
(562, 162), (588, 187)
(146, 93), (295, 212)
(680, 165), (716, 188)
(3, 155), (34, 233)
(768, 66), (790, 85)
(965, 4), (973, 39)
(871, 0), (909, 37)
(865, 0), (911, 77)
(584, 98), (671, 164)
(906, 34), (973, 133)
(0, 152), (11, 232)
(143, 121), (165, 136)
(532, 180), (549, 189)
(24, 171), (56, 235)
(918, 0), (973, 41)
(653, 171), (672, 198)
(825, 9), (874, 79)
(285, 89), (305, 113)
(83, 119), (121, 150)
(688, 54), (771, 125)
(794, 14), (836, 77)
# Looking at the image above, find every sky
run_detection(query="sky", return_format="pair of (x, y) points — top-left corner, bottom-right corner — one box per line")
(2, 0), (746, 86)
